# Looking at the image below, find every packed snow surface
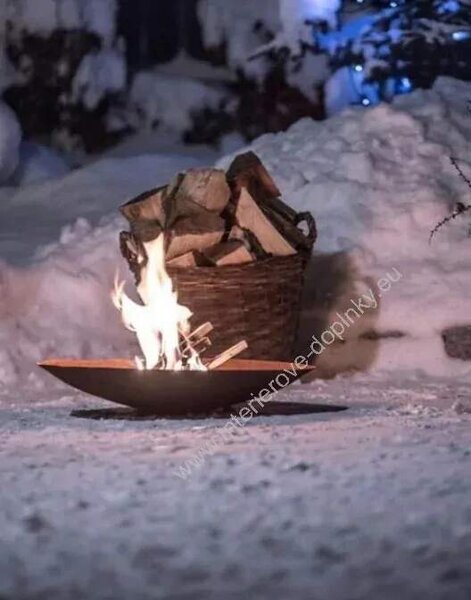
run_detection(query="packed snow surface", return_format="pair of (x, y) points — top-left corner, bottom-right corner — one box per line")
(0, 379), (470, 599)
(1, 78), (471, 394)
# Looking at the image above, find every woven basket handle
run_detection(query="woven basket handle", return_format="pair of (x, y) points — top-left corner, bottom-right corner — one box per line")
(294, 211), (317, 251)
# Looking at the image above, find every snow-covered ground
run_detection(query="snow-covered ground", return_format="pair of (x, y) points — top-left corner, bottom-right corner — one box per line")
(1, 378), (470, 599)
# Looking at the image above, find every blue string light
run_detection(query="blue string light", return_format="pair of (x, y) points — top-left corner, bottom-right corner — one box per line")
(451, 30), (471, 41)
(395, 76), (412, 94)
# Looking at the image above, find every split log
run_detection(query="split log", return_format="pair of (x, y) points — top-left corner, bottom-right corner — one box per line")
(120, 186), (166, 227)
(235, 187), (296, 256)
(181, 322), (214, 359)
(164, 172), (211, 228)
(187, 321), (214, 342)
(228, 225), (268, 259)
(207, 340), (248, 370)
(201, 240), (254, 266)
(166, 213), (225, 260)
(226, 151), (280, 202)
(119, 231), (146, 284)
(228, 225), (246, 243)
(167, 251), (199, 268)
(260, 205), (315, 254)
(174, 168), (230, 213)
(260, 196), (298, 224)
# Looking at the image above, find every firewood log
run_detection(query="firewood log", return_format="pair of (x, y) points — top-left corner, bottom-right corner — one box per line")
(175, 168), (231, 213)
(260, 196), (298, 224)
(260, 205), (313, 253)
(226, 151), (280, 202)
(166, 251), (199, 268)
(164, 171), (227, 231)
(235, 187), (296, 256)
(120, 186), (166, 227)
(207, 341), (248, 370)
(166, 214), (225, 260)
(201, 240), (254, 266)
(228, 225), (268, 259)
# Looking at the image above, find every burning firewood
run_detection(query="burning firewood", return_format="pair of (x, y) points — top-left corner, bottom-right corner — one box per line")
(181, 321), (214, 357)
(207, 340), (249, 370)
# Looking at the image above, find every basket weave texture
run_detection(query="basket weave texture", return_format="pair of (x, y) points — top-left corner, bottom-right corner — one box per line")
(169, 254), (306, 361)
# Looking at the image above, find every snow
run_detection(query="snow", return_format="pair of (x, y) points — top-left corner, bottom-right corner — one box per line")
(0, 378), (470, 599)
(197, 0), (282, 82)
(128, 71), (226, 133)
(6, 0), (117, 43)
(197, 0), (340, 83)
(219, 77), (471, 379)
(72, 47), (126, 110)
(0, 101), (21, 184)
(153, 50), (235, 84)
(12, 142), (71, 186)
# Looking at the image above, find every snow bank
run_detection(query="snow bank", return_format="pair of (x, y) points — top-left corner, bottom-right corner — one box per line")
(13, 142), (70, 186)
(0, 152), (206, 393)
(0, 102), (21, 184)
(0, 216), (127, 391)
(219, 77), (471, 379)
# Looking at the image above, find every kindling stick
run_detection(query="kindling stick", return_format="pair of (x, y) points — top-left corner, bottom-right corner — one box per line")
(207, 340), (248, 370)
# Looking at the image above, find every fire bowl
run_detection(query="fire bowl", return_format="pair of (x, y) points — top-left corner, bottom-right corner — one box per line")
(38, 358), (315, 416)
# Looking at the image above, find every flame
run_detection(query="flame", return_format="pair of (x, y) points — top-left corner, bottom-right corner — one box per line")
(112, 234), (206, 371)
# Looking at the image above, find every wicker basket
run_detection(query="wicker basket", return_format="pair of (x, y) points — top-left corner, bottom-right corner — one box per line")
(169, 255), (306, 361)
(168, 210), (316, 361)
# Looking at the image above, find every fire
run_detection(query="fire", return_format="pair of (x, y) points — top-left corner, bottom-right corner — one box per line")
(112, 234), (206, 371)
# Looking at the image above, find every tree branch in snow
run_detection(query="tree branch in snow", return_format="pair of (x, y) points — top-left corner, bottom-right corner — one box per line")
(430, 156), (471, 240)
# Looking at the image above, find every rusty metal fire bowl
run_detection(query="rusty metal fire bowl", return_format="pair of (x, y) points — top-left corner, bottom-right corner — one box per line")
(38, 359), (314, 416)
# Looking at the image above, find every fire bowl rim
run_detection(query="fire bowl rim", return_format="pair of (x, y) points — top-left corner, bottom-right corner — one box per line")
(38, 358), (315, 373)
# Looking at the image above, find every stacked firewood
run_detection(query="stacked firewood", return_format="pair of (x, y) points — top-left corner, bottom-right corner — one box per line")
(119, 152), (316, 277)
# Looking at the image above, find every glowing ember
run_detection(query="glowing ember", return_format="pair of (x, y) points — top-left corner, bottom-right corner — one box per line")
(112, 234), (206, 371)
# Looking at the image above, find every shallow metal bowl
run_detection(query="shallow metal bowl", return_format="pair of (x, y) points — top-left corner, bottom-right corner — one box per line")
(38, 358), (314, 415)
